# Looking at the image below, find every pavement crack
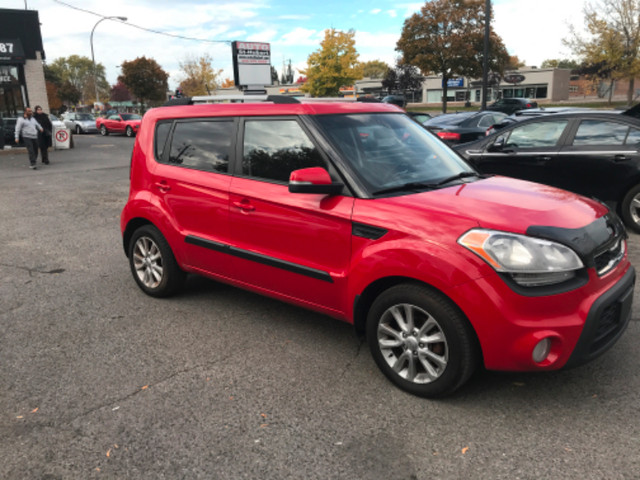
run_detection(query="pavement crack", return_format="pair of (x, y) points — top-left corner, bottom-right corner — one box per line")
(339, 337), (366, 380)
(0, 263), (65, 277)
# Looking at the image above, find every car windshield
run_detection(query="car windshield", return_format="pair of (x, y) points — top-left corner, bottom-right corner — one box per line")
(121, 114), (142, 120)
(314, 113), (476, 195)
(77, 114), (94, 121)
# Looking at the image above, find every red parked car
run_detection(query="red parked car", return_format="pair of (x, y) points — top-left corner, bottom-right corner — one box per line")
(120, 98), (634, 397)
(96, 112), (142, 137)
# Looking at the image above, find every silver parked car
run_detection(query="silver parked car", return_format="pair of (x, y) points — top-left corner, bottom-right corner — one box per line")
(62, 112), (98, 134)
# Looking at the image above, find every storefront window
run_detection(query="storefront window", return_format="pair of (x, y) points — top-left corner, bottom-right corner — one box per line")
(0, 65), (24, 117)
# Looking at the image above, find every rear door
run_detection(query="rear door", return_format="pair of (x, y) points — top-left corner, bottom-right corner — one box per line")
(469, 118), (570, 185)
(227, 116), (353, 315)
(553, 117), (640, 202)
(150, 118), (235, 277)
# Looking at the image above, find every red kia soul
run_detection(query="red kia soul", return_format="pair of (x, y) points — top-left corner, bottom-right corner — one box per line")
(121, 98), (635, 397)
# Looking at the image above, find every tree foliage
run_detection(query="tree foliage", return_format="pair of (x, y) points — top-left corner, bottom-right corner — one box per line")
(46, 81), (62, 111)
(110, 80), (132, 102)
(540, 58), (581, 69)
(362, 60), (390, 79)
(119, 57), (169, 112)
(220, 77), (235, 88)
(397, 0), (509, 112)
(47, 55), (109, 104)
(177, 53), (222, 96)
(566, 0), (640, 104)
(300, 29), (363, 97)
(382, 63), (424, 93)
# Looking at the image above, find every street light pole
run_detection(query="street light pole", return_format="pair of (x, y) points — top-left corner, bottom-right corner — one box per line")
(481, 0), (491, 110)
(90, 16), (127, 105)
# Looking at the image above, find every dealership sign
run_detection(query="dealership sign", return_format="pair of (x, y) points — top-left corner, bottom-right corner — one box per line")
(443, 78), (464, 88)
(504, 74), (526, 84)
(232, 41), (272, 88)
(0, 39), (25, 64)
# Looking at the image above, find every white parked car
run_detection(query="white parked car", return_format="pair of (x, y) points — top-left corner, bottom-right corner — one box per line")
(62, 112), (98, 134)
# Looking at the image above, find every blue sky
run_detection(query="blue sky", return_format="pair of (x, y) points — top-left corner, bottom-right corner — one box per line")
(2, 0), (588, 88)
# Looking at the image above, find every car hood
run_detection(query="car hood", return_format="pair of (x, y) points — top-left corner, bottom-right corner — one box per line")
(376, 176), (609, 236)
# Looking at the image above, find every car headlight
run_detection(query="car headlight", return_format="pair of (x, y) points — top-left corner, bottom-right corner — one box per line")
(458, 229), (584, 287)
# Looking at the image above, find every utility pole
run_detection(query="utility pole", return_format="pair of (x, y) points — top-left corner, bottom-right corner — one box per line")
(481, 0), (491, 110)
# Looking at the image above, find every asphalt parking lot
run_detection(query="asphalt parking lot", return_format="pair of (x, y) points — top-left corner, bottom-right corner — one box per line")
(1, 134), (639, 479)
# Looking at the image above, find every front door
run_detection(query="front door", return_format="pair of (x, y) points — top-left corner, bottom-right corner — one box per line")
(228, 117), (353, 316)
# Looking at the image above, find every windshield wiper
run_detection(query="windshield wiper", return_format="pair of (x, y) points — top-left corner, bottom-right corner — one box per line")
(432, 171), (480, 187)
(372, 172), (480, 196)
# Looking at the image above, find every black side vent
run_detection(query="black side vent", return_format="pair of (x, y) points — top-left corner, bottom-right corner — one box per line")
(352, 223), (388, 240)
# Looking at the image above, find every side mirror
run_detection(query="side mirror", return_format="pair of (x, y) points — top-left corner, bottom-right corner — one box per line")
(288, 167), (344, 195)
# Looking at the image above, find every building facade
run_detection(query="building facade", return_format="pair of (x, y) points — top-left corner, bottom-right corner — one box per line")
(0, 8), (49, 118)
(421, 68), (570, 105)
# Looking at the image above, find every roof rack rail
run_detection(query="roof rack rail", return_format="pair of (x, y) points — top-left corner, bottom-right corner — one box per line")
(162, 94), (362, 107)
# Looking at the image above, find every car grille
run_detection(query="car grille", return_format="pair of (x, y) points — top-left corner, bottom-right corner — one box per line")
(594, 237), (625, 276)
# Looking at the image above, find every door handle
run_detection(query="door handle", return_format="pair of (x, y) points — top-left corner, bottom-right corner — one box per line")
(233, 200), (255, 212)
(154, 181), (171, 193)
(614, 154), (629, 162)
(535, 156), (552, 164)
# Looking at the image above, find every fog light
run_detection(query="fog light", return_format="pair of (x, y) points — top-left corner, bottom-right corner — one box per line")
(532, 338), (552, 363)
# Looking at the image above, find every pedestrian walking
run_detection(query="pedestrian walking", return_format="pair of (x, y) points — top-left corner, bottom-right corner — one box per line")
(14, 107), (44, 170)
(33, 105), (52, 165)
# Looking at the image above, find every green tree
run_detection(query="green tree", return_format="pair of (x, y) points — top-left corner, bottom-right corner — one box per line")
(540, 58), (580, 69)
(57, 81), (81, 105)
(177, 53), (222, 96)
(300, 29), (363, 97)
(47, 55), (108, 104)
(362, 60), (389, 79)
(397, 0), (509, 112)
(119, 57), (169, 113)
(382, 63), (423, 95)
(566, 0), (640, 104)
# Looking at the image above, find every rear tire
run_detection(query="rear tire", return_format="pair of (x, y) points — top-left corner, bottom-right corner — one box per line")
(621, 184), (640, 233)
(366, 284), (479, 398)
(126, 126), (134, 137)
(128, 225), (185, 297)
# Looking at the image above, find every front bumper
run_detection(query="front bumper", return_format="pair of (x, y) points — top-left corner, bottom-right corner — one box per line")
(449, 263), (635, 371)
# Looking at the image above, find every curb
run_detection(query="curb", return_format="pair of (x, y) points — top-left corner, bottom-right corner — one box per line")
(0, 147), (27, 155)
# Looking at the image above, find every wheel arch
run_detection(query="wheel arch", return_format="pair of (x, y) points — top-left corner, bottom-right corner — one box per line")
(353, 276), (483, 365)
(122, 217), (154, 257)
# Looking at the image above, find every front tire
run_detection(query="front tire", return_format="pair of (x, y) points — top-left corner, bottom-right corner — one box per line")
(128, 225), (185, 297)
(620, 184), (640, 233)
(366, 284), (479, 398)
(75, 125), (82, 134)
(100, 125), (108, 136)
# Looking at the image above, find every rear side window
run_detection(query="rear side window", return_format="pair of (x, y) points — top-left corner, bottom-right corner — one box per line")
(573, 120), (637, 146)
(167, 120), (233, 172)
(242, 120), (325, 182)
(155, 122), (171, 161)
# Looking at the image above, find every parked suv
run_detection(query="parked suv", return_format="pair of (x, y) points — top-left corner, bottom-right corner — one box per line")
(121, 98), (634, 398)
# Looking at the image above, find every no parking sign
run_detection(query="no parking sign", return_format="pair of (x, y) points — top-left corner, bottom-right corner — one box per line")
(53, 126), (71, 149)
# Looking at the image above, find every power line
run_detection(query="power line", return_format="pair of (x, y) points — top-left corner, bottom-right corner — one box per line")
(52, 0), (232, 45)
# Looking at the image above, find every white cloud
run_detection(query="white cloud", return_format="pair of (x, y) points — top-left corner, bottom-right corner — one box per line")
(387, 10), (398, 18)
(371, 9), (382, 14)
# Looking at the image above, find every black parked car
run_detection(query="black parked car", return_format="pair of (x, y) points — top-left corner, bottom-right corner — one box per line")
(454, 107), (640, 232)
(381, 95), (407, 108)
(487, 98), (538, 115)
(1, 118), (20, 147)
(422, 111), (508, 145)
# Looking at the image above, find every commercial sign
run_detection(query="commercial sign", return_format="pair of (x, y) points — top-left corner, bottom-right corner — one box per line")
(0, 39), (25, 64)
(443, 78), (464, 88)
(504, 74), (526, 84)
(232, 41), (272, 88)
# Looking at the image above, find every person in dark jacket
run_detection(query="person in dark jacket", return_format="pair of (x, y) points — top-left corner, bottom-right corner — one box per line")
(33, 105), (52, 165)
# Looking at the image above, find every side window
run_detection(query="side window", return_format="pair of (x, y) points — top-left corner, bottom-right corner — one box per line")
(167, 120), (233, 172)
(109, 115), (120, 120)
(478, 115), (496, 127)
(154, 122), (172, 161)
(242, 120), (325, 182)
(573, 120), (629, 146)
(626, 127), (640, 145)
(505, 120), (568, 148)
